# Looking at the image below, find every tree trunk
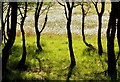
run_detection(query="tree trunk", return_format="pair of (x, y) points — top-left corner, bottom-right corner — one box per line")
(17, 3), (27, 68)
(81, 4), (94, 49)
(107, 2), (118, 80)
(67, 8), (76, 68)
(37, 32), (42, 51)
(98, 15), (103, 55)
(35, 17), (42, 51)
(2, 2), (17, 70)
(93, 2), (104, 55)
(35, 2), (43, 52)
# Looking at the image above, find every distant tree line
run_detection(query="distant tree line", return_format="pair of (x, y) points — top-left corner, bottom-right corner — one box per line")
(1, 0), (120, 80)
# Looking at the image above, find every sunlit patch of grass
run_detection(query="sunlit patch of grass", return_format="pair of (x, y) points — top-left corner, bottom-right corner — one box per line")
(5, 33), (120, 80)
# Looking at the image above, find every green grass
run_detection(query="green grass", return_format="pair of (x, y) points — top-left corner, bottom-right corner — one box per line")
(3, 33), (120, 80)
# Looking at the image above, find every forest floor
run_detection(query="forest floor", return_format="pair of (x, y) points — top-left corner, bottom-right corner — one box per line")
(4, 34), (120, 80)
(3, 2), (120, 81)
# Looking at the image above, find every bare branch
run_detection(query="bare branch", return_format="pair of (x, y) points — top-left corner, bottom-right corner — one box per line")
(57, 0), (68, 19)
(64, 5), (68, 20)
(100, 2), (105, 15)
(39, 3), (51, 33)
(85, 3), (91, 15)
(66, 2), (70, 10)
(57, 0), (64, 6)
(18, 6), (24, 18)
(39, 3), (52, 16)
(39, 14), (48, 33)
(37, 2), (43, 17)
(73, 3), (80, 8)
(71, 2), (75, 9)
(93, 2), (99, 15)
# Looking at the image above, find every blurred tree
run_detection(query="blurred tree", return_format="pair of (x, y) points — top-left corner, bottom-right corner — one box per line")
(2, 2), (17, 70)
(107, 2), (119, 80)
(93, 2), (105, 55)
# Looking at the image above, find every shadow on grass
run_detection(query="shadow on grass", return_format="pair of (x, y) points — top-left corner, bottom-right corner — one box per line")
(3, 42), (53, 80)
(2, 68), (23, 81)
(3, 44), (41, 80)
(82, 47), (97, 56)
(66, 66), (75, 82)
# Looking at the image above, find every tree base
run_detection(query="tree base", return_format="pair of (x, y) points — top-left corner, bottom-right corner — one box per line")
(36, 48), (42, 53)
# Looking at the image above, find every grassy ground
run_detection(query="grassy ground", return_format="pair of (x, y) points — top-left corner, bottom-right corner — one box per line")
(3, 2), (120, 81)
(3, 33), (120, 80)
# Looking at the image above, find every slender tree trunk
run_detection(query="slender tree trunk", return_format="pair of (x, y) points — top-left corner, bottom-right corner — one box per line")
(35, 17), (42, 51)
(107, 2), (118, 80)
(17, 3), (27, 68)
(37, 33), (42, 51)
(81, 5), (94, 48)
(67, 8), (76, 68)
(93, 2), (104, 55)
(35, 2), (43, 51)
(98, 15), (103, 55)
(2, 2), (17, 70)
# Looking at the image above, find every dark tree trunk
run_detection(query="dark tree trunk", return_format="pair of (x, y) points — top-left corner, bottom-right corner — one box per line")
(81, 4), (94, 49)
(17, 2), (27, 68)
(35, 2), (43, 52)
(107, 2), (118, 80)
(93, 2), (105, 55)
(98, 15), (103, 55)
(37, 33), (42, 51)
(66, 2), (76, 68)
(2, 2), (17, 70)
(35, 18), (42, 51)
